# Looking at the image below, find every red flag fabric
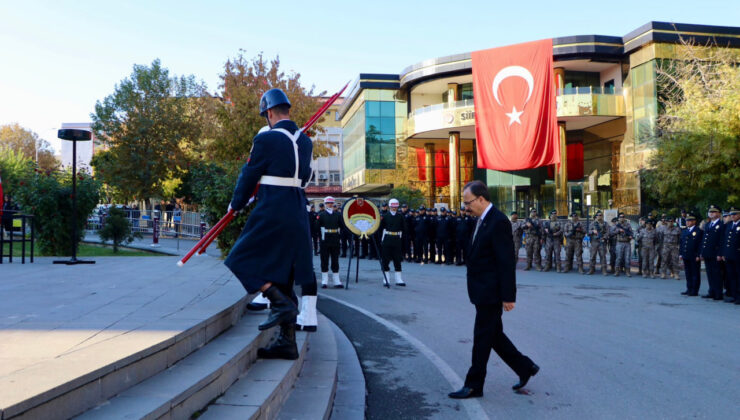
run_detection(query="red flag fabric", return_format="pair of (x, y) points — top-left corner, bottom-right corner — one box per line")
(471, 39), (560, 170)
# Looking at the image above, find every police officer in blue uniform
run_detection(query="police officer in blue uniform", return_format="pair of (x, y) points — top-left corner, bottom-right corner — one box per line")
(402, 204), (414, 261)
(679, 213), (703, 296)
(435, 208), (452, 264)
(224, 88), (313, 360)
(455, 209), (471, 265)
(700, 205), (725, 300)
(414, 207), (429, 263)
(720, 207), (740, 304)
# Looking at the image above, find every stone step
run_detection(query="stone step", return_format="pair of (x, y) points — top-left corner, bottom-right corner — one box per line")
(1, 285), (250, 420)
(276, 314), (338, 420)
(75, 310), (298, 420)
(195, 329), (310, 420)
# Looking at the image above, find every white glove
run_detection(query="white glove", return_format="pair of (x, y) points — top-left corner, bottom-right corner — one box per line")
(228, 203), (234, 213)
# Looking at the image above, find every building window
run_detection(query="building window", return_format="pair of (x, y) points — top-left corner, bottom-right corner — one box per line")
(365, 100), (396, 169)
(632, 61), (658, 145)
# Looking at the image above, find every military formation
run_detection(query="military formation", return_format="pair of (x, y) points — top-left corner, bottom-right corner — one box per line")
(307, 198), (740, 306)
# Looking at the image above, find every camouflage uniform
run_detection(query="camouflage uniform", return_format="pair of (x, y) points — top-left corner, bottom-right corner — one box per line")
(660, 222), (682, 279)
(638, 224), (659, 277)
(636, 219), (646, 275)
(655, 220), (667, 274)
(542, 212), (563, 272)
(524, 213), (542, 271)
(588, 214), (608, 275)
(511, 217), (525, 260)
(564, 215), (585, 273)
(613, 215), (633, 277)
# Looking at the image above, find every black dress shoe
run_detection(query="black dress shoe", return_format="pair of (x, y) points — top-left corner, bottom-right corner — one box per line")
(680, 291), (690, 295)
(724, 297), (736, 303)
(448, 386), (483, 399)
(513, 364), (540, 390)
(688, 292), (698, 296)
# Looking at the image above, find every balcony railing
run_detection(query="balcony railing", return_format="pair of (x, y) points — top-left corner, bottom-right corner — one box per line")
(411, 98), (475, 117)
(557, 86), (624, 95)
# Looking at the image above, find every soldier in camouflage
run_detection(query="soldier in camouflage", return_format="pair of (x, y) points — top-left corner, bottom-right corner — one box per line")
(524, 209), (543, 271)
(638, 220), (659, 278)
(613, 212), (633, 277)
(510, 211), (524, 260)
(564, 212), (586, 273)
(588, 211), (608, 275)
(659, 216), (682, 279)
(542, 210), (563, 272)
(636, 217), (646, 275)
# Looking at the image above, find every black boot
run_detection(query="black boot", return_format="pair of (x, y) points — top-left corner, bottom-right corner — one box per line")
(259, 286), (299, 331)
(257, 323), (299, 360)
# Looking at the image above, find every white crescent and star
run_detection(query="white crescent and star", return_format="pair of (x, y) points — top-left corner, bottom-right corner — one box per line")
(491, 65), (534, 126)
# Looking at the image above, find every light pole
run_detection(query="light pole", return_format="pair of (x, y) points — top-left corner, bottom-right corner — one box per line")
(53, 129), (95, 265)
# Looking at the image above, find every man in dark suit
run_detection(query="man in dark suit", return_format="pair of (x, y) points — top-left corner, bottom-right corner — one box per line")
(720, 207), (740, 304)
(679, 214), (703, 296)
(449, 181), (539, 399)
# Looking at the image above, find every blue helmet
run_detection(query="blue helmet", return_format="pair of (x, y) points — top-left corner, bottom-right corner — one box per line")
(259, 88), (291, 116)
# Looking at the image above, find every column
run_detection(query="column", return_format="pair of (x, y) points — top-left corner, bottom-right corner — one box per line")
(553, 67), (568, 215)
(447, 83), (459, 106)
(424, 143), (436, 207)
(556, 122), (568, 215)
(449, 132), (461, 212)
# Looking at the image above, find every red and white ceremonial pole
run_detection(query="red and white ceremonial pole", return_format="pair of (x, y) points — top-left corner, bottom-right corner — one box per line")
(178, 82), (349, 267)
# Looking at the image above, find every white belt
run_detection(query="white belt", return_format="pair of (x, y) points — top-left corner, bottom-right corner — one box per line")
(259, 175), (303, 187)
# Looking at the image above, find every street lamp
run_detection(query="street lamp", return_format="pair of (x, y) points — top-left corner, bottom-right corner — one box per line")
(53, 129), (95, 265)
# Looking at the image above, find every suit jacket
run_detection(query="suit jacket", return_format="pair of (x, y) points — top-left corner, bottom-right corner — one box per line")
(466, 204), (516, 305)
(680, 226), (703, 260)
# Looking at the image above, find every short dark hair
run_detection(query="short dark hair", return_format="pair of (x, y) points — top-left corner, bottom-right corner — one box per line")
(463, 180), (490, 202)
(271, 103), (291, 116)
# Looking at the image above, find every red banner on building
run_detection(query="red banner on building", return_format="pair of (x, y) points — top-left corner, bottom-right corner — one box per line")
(471, 39), (560, 171)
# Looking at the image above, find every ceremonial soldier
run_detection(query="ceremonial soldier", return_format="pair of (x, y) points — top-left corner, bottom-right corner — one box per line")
(564, 212), (586, 273)
(380, 199), (407, 287)
(510, 211), (524, 261)
(679, 214), (703, 296)
(414, 207), (429, 263)
(659, 216), (682, 279)
(700, 205), (725, 300)
(587, 211), (608, 275)
(608, 217), (619, 273)
(638, 220), (659, 278)
(543, 210), (563, 272)
(613, 213), (633, 277)
(523, 209), (543, 271)
(436, 207), (453, 264)
(719, 207), (740, 304)
(317, 196), (343, 289)
(456, 209), (471, 265)
(224, 88), (313, 360)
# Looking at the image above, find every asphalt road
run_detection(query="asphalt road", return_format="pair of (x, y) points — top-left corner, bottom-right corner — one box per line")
(315, 255), (740, 419)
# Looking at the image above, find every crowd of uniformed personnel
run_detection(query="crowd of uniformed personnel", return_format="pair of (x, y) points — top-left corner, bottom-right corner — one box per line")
(308, 199), (740, 304)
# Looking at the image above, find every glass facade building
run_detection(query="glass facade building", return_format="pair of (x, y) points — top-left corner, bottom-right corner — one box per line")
(338, 22), (740, 215)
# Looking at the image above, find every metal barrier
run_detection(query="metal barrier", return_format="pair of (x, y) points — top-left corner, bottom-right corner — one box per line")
(86, 209), (209, 240)
(1, 211), (35, 264)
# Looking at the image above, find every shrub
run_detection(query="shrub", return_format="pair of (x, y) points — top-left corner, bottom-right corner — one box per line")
(15, 168), (101, 256)
(98, 206), (141, 252)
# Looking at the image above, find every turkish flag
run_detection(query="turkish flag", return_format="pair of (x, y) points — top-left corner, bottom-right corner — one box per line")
(472, 39), (560, 171)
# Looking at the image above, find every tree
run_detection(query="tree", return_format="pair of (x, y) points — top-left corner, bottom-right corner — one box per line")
(98, 206), (140, 252)
(0, 148), (34, 199)
(389, 185), (425, 210)
(0, 123), (59, 171)
(90, 59), (206, 203)
(189, 52), (334, 256)
(643, 41), (740, 210)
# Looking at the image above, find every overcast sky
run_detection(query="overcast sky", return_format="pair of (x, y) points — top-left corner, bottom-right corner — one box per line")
(1, 0), (738, 153)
